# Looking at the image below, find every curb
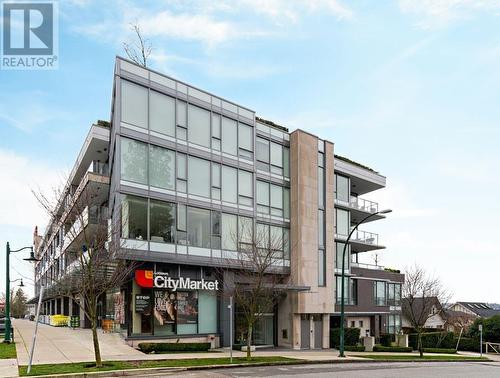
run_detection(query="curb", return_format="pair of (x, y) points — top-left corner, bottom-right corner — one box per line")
(19, 357), (494, 377)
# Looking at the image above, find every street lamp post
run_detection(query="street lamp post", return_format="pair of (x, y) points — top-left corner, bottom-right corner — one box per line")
(4, 242), (39, 344)
(338, 209), (392, 357)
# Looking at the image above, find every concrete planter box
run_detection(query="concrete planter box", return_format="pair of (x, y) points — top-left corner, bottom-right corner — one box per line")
(241, 345), (256, 352)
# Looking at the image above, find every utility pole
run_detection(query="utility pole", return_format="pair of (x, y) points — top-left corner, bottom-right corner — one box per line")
(27, 286), (44, 375)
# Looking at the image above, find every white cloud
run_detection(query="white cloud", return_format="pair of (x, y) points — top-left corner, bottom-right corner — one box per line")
(399, 0), (500, 29)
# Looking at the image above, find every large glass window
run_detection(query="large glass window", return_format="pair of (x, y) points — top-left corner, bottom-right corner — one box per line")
(270, 184), (283, 216)
(187, 207), (211, 248)
(121, 80), (147, 129)
(318, 249), (325, 286)
(256, 181), (269, 214)
(374, 281), (386, 306)
(336, 208), (350, 237)
(270, 142), (283, 175)
(188, 104), (210, 148)
(222, 166), (237, 203)
(238, 123), (253, 159)
(188, 156), (210, 198)
(318, 210), (325, 247)
(335, 242), (350, 270)
(121, 195), (147, 240)
(198, 291), (217, 333)
(149, 145), (175, 190)
(387, 283), (401, 306)
(222, 213), (237, 250)
(388, 314), (401, 334)
(150, 91), (175, 136)
(336, 276), (357, 305)
(222, 117), (237, 156)
(211, 211), (221, 249)
(239, 216), (253, 251)
(336, 174), (350, 203)
(238, 170), (253, 206)
(121, 138), (148, 185)
(256, 137), (269, 163)
(149, 200), (175, 243)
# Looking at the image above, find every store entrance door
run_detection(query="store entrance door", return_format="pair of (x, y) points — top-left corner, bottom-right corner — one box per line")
(300, 315), (310, 349)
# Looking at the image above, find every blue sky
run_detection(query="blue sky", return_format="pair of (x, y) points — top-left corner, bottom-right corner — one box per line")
(1, 0), (500, 302)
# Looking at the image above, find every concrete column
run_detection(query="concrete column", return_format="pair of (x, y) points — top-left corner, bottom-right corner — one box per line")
(68, 298), (73, 317)
(322, 314), (330, 349)
(292, 314), (301, 350)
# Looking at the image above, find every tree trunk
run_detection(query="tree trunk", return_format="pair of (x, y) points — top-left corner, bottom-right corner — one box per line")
(246, 324), (253, 360)
(417, 331), (423, 358)
(91, 320), (102, 367)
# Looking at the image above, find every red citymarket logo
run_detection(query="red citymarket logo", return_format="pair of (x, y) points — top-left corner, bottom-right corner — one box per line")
(135, 270), (219, 291)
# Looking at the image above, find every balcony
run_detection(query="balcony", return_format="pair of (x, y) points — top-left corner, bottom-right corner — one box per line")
(336, 229), (385, 253)
(335, 195), (385, 224)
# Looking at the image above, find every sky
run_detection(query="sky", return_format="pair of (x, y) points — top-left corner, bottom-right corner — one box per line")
(1, 0), (500, 302)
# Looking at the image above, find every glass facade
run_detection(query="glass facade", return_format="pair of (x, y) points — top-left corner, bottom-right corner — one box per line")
(336, 276), (357, 305)
(335, 242), (350, 270)
(335, 208), (350, 237)
(374, 281), (386, 306)
(335, 174), (350, 202)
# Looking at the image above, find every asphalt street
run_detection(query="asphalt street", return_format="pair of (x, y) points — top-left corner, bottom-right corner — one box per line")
(135, 361), (500, 378)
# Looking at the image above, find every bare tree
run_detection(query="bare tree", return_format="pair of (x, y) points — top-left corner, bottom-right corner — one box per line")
(217, 222), (290, 360)
(122, 23), (152, 67)
(402, 265), (451, 357)
(33, 175), (136, 368)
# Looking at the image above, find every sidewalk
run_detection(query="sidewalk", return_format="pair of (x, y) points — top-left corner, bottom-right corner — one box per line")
(13, 319), (359, 365)
(0, 358), (18, 378)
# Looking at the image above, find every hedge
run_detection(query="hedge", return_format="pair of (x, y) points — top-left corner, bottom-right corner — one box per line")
(345, 345), (365, 352)
(422, 348), (456, 354)
(409, 332), (455, 349)
(456, 337), (480, 352)
(373, 345), (412, 352)
(330, 327), (361, 348)
(138, 342), (211, 354)
(380, 334), (393, 347)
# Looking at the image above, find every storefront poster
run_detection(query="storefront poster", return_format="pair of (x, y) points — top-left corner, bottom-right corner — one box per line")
(177, 291), (198, 324)
(135, 294), (151, 313)
(154, 291), (176, 325)
(114, 292), (125, 324)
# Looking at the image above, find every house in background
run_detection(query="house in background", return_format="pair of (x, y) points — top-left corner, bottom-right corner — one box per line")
(451, 302), (500, 319)
(401, 296), (447, 332)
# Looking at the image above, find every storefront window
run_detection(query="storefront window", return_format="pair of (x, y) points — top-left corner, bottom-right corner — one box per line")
(198, 291), (217, 333)
(176, 292), (198, 334)
(153, 290), (176, 336)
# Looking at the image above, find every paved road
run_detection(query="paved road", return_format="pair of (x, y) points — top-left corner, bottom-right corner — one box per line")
(142, 362), (500, 378)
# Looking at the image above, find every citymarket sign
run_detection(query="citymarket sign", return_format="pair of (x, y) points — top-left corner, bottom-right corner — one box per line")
(135, 270), (219, 291)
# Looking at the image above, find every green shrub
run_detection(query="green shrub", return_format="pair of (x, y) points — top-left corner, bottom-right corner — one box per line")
(468, 316), (500, 343)
(373, 345), (412, 352)
(422, 348), (456, 354)
(409, 332), (455, 350)
(345, 345), (365, 352)
(456, 337), (480, 352)
(138, 342), (211, 354)
(380, 334), (393, 347)
(330, 327), (361, 348)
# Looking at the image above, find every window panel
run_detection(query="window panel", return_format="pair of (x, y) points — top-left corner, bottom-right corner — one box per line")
(149, 145), (175, 190)
(283, 228), (290, 259)
(238, 123), (253, 154)
(318, 209), (324, 247)
(121, 137), (148, 184)
(256, 223), (269, 249)
(256, 137), (270, 163)
(198, 291), (217, 333)
(222, 213), (237, 250)
(318, 250), (325, 286)
(188, 104), (210, 148)
(212, 163), (221, 188)
(121, 80), (147, 128)
(149, 200), (175, 243)
(257, 181), (270, 206)
(336, 208), (350, 236)
(150, 91), (175, 136)
(336, 174), (350, 202)
(188, 156), (210, 198)
(187, 207), (211, 248)
(222, 117), (237, 155)
(239, 216), (253, 246)
(222, 166), (237, 203)
(177, 100), (187, 127)
(212, 114), (221, 139)
(270, 184), (283, 209)
(335, 242), (350, 270)
(121, 195), (147, 240)
(211, 211), (221, 249)
(177, 153), (187, 179)
(283, 147), (290, 178)
(270, 142), (283, 167)
(238, 170), (253, 206)
(270, 225), (283, 254)
(318, 167), (324, 207)
(283, 188), (290, 219)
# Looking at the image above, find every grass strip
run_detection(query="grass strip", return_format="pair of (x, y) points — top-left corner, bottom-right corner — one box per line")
(19, 356), (295, 376)
(360, 354), (489, 361)
(0, 342), (17, 359)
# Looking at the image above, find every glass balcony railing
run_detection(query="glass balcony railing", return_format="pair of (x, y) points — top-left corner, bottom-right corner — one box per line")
(349, 196), (378, 213)
(350, 229), (379, 245)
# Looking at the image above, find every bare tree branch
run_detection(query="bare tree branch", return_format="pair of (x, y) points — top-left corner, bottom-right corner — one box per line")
(122, 23), (152, 67)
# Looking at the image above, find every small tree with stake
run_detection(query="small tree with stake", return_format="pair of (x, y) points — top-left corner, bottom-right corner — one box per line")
(217, 221), (290, 360)
(33, 177), (137, 368)
(402, 265), (451, 357)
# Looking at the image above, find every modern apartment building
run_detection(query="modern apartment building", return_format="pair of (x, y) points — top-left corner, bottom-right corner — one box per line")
(32, 57), (403, 349)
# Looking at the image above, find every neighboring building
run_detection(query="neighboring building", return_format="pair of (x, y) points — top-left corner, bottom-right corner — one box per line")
(32, 57), (403, 349)
(402, 296), (446, 332)
(451, 302), (500, 319)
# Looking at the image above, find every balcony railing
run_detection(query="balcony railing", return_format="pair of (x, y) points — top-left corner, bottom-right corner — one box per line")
(349, 196), (378, 213)
(350, 229), (379, 245)
(351, 262), (385, 270)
